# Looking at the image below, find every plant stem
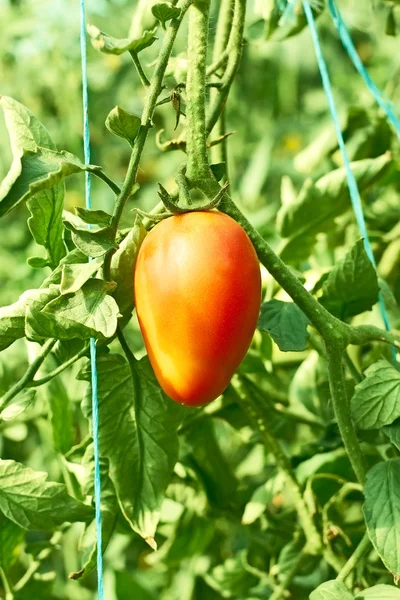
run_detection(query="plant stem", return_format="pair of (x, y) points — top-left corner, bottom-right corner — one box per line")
(185, 0), (212, 184)
(109, 0), (195, 235)
(27, 345), (89, 388)
(325, 343), (367, 485)
(13, 532), (62, 593)
(209, 0), (233, 167)
(337, 532), (371, 583)
(270, 550), (307, 600)
(206, 0), (246, 135)
(129, 50), (150, 87)
(91, 169), (121, 195)
(232, 375), (322, 554)
(0, 339), (56, 414)
(0, 568), (14, 600)
(117, 326), (137, 364)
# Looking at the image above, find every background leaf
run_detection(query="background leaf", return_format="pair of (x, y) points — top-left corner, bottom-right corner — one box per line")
(363, 459), (400, 577)
(319, 240), (379, 319)
(258, 299), (310, 351)
(351, 360), (400, 430)
(0, 459), (93, 530)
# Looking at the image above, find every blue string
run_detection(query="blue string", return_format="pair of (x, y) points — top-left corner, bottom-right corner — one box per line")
(328, 0), (400, 141)
(302, 0), (395, 359)
(79, 1), (105, 597)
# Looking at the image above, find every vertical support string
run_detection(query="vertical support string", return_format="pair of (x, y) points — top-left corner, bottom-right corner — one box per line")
(302, 0), (395, 359)
(79, 1), (105, 597)
(328, 0), (400, 140)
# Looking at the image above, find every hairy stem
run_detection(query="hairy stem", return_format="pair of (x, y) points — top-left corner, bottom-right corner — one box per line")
(0, 339), (56, 414)
(185, 0), (212, 184)
(325, 344), (367, 485)
(232, 376), (322, 554)
(337, 532), (371, 583)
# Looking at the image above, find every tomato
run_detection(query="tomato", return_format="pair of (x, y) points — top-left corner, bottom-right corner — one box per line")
(134, 211), (261, 407)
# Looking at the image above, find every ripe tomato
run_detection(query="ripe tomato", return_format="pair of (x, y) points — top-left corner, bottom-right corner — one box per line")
(134, 211), (261, 406)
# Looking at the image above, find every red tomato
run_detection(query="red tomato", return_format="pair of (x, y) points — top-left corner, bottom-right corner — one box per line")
(134, 211), (261, 407)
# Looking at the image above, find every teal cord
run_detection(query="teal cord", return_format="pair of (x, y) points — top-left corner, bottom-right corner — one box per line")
(328, 0), (400, 140)
(302, 1), (395, 359)
(79, 0), (105, 597)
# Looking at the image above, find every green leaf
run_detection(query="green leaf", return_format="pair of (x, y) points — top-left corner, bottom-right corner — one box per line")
(0, 287), (59, 351)
(277, 154), (393, 262)
(41, 248), (88, 287)
(0, 513), (24, 571)
(75, 207), (112, 227)
(152, 3), (181, 30)
(105, 106), (141, 146)
(0, 96), (66, 264)
(319, 240), (379, 319)
(351, 360), (400, 430)
(79, 353), (185, 542)
(0, 146), (101, 217)
(0, 390), (36, 422)
(45, 377), (75, 455)
(0, 95), (56, 155)
(60, 257), (103, 295)
(210, 162), (226, 182)
(26, 279), (119, 341)
(88, 24), (157, 55)
(0, 459), (93, 530)
(310, 580), (354, 600)
(363, 458), (400, 577)
(63, 221), (117, 258)
(27, 256), (49, 269)
(384, 419), (400, 450)
(184, 420), (238, 509)
(27, 186), (67, 268)
(70, 446), (118, 580)
(110, 217), (147, 320)
(355, 586), (400, 599)
(257, 299), (310, 352)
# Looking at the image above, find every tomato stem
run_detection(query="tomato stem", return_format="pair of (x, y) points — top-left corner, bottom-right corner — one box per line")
(232, 375), (322, 555)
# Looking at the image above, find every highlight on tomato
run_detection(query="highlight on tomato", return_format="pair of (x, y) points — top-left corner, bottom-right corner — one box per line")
(134, 210), (262, 407)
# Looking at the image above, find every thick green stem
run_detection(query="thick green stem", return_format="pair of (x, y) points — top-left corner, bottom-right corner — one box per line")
(232, 376), (322, 554)
(185, 0), (212, 184)
(0, 339), (56, 414)
(337, 532), (371, 583)
(325, 344), (367, 485)
(206, 0), (246, 135)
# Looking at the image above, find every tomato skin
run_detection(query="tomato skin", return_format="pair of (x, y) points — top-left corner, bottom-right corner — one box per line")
(134, 211), (261, 407)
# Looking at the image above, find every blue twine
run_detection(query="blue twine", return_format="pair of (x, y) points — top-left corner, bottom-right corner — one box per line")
(302, 0), (395, 358)
(328, 0), (400, 141)
(79, 0), (105, 597)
